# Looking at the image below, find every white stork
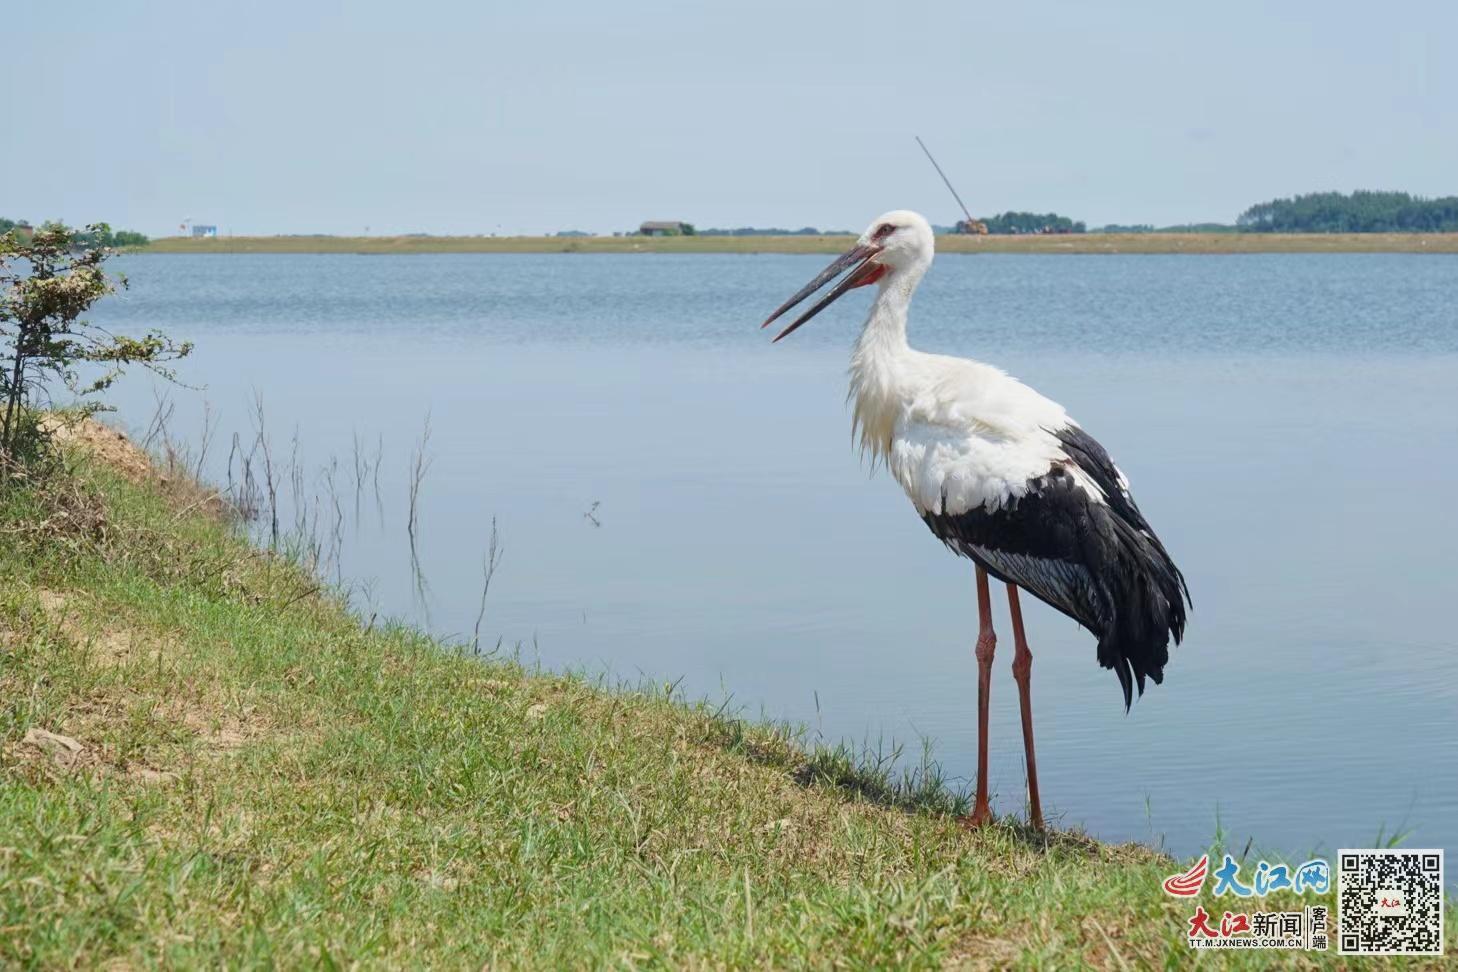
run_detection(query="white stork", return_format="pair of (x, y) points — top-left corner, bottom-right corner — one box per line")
(762, 210), (1190, 830)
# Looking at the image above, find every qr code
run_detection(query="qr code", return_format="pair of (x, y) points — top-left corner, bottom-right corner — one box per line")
(1338, 849), (1444, 955)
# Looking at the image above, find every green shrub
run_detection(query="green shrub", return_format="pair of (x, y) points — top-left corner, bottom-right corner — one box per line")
(0, 222), (187, 465)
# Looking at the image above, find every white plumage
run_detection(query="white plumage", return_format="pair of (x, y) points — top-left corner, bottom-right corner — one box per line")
(841, 214), (1110, 517)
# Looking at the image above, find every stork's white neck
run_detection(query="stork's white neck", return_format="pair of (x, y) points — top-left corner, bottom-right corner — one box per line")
(848, 266), (924, 463)
(852, 262), (926, 360)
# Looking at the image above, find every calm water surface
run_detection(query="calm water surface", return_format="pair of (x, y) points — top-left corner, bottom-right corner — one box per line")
(96, 252), (1458, 865)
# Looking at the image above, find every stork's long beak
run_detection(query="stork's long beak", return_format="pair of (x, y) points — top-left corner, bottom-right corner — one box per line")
(761, 242), (886, 342)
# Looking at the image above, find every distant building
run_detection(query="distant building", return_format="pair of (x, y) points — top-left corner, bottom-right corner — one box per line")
(191, 224), (218, 238)
(954, 219), (988, 235)
(638, 220), (692, 236)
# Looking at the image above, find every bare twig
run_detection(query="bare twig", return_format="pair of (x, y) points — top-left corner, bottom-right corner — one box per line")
(278, 583), (321, 610)
(169, 490), (227, 524)
(225, 430), (239, 499)
(289, 426), (305, 538)
(471, 518), (504, 652)
(373, 431), (385, 527)
(251, 391), (279, 547)
(350, 429), (366, 523)
(141, 389), (174, 452)
(409, 544), (433, 631)
(406, 412), (432, 546)
(193, 399), (218, 481)
(323, 457), (345, 586)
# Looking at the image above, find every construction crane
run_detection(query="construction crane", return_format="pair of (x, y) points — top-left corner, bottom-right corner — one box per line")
(915, 136), (987, 235)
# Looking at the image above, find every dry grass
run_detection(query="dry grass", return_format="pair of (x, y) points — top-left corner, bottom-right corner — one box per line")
(42, 413), (230, 521)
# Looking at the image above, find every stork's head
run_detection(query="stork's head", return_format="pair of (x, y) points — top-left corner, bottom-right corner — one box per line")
(761, 209), (935, 342)
(859, 209), (935, 272)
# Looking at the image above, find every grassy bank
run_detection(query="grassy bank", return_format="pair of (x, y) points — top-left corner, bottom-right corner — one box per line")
(0, 426), (1450, 967)
(139, 232), (1458, 255)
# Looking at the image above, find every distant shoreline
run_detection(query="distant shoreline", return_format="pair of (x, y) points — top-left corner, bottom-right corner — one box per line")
(137, 232), (1458, 255)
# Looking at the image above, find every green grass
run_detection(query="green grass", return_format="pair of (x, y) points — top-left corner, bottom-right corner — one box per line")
(1, 440), (1452, 968)
(137, 232), (1458, 255)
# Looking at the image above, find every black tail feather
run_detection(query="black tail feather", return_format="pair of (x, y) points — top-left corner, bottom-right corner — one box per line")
(1096, 517), (1188, 710)
(1112, 655), (1134, 711)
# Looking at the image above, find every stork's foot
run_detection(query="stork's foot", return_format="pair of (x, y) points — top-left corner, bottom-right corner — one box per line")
(959, 802), (995, 830)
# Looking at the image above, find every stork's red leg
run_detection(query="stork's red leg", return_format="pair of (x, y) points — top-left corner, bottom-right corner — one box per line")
(961, 566), (997, 829)
(1006, 584), (1045, 831)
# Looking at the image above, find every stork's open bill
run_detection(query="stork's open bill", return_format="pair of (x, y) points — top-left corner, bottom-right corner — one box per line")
(762, 210), (1191, 831)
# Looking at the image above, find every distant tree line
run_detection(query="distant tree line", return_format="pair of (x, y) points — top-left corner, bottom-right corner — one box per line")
(697, 217), (1091, 236)
(578, 190), (1458, 239)
(977, 212), (1086, 234)
(1, 217), (149, 247)
(1237, 191), (1458, 233)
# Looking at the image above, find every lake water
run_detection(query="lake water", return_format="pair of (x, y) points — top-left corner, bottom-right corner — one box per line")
(94, 252), (1458, 867)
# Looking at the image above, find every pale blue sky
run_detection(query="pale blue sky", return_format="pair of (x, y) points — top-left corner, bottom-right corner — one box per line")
(6, 0), (1454, 236)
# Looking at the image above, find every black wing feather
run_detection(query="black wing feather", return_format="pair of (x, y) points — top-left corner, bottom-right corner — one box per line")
(1053, 424), (1192, 619)
(923, 424), (1191, 710)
